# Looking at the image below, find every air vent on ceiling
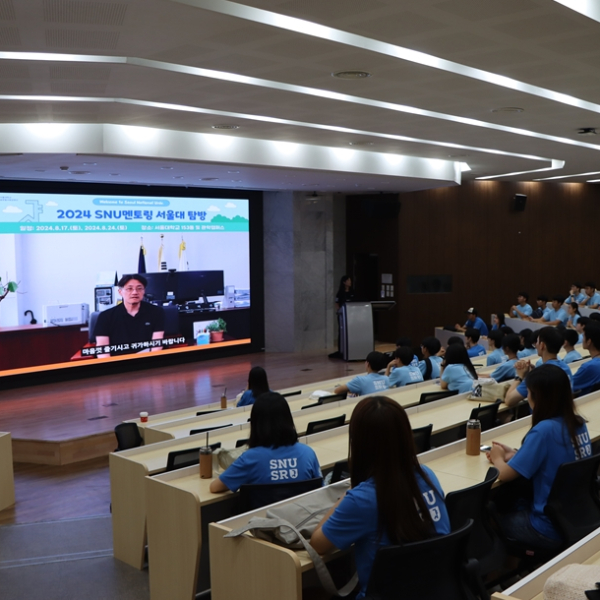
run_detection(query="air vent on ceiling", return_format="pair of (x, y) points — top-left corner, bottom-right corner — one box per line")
(45, 28), (119, 50)
(0, 0), (16, 20)
(0, 26), (21, 46)
(49, 65), (111, 80)
(43, 0), (127, 26)
(211, 124), (239, 130)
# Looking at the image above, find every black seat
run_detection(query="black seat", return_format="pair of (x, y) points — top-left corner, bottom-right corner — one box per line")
(196, 409), (222, 416)
(301, 393), (347, 410)
(238, 477), (323, 513)
(165, 444), (221, 471)
(545, 453), (600, 546)
(469, 401), (500, 432)
(305, 414), (346, 435)
(412, 424), (433, 454)
(330, 459), (349, 484)
(364, 520), (488, 600)
(190, 423), (232, 436)
(445, 467), (505, 579)
(114, 422), (143, 451)
(419, 389), (458, 405)
(281, 390), (301, 397)
(235, 438), (249, 448)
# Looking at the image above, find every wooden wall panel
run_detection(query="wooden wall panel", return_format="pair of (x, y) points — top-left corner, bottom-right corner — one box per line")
(346, 181), (600, 350)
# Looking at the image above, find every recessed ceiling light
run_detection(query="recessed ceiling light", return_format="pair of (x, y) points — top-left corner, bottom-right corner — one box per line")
(201, 177), (218, 181)
(82, 162), (97, 166)
(227, 170), (240, 173)
(332, 71), (371, 79)
(491, 107), (524, 113)
(173, 176), (184, 179)
(160, 166), (173, 170)
(69, 170), (90, 175)
(34, 169), (46, 172)
(109, 173), (120, 176)
(211, 124), (239, 130)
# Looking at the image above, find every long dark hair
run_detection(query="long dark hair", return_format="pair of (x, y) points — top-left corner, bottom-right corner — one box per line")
(527, 365), (584, 451)
(248, 366), (269, 398)
(349, 396), (437, 543)
(336, 274), (352, 298)
(248, 392), (298, 449)
(442, 344), (478, 379)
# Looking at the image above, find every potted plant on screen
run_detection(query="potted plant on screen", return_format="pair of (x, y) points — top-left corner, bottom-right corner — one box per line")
(0, 276), (17, 303)
(207, 318), (227, 343)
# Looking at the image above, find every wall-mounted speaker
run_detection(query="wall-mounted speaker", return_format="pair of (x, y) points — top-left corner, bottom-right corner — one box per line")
(514, 193), (527, 211)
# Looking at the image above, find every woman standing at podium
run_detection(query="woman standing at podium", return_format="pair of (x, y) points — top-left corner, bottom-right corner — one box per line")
(330, 275), (355, 359)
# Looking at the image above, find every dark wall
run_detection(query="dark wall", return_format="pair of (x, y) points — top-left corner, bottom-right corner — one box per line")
(346, 181), (600, 347)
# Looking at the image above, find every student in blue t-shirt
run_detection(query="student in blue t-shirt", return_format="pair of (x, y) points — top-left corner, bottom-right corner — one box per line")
(335, 351), (389, 396)
(531, 295), (550, 320)
(568, 283), (586, 305)
(486, 330), (506, 366)
(455, 307), (488, 337)
(490, 334), (520, 382)
(510, 292), (533, 319)
(516, 328), (537, 359)
(386, 347), (424, 388)
(440, 344), (478, 394)
(562, 329), (582, 364)
(572, 321), (600, 396)
(237, 366), (271, 407)
(210, 392), (322, 493)
(580, 282), (600, 309)
(533, 295), (568, 326)
(487, 365), (591, 550)
(418, 336), (444, 380)
(566, 302), (581, 329)
(311, 396), (450, 600)
(465, 328), (487, 358)
(505, 327), (572, 408)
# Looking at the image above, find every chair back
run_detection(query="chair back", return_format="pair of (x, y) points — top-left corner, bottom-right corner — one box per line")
(163, 304), (180, 335)
(196, 409), (222, 416)
(445, 467), (504, 577)
(330, 459), (349, 484)
(318, 393), (347, 404)
(114, 423), (143, 451)
(545, 453), (600, 545)
(419, 389), (458, 405)
(190, 423), (232, 436)
(238, 477), (323, 513)
(412, 424), (433, 453)
(88, 311), (100, 343)
(305, 414), (346, 435)
(164, 443), (220, 472)
(281, 390), (301, 397)
(235, 438), (249, 448)
(364, 520), (485, 600)
(469, 401), (500, 431)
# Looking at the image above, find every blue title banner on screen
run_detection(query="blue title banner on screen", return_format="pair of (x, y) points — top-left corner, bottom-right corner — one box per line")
(0, 193), (249, 233)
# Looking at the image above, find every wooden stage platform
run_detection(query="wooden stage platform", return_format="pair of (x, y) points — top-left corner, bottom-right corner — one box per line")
(0, 349), (363, 465)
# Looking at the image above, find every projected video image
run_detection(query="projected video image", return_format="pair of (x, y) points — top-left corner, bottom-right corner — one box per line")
(0, 191), (252, 372)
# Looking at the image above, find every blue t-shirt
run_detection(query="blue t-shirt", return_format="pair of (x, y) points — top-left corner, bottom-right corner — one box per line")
(517, 347), (537, 359)
(418, 356), (443, 380)
(236, 389), (272, 407)
(388, 365), (423, 388)
(219, 443), (322, 492)
(516, 358), (573, 397)
(467, 344), (486, 358)
(508, 418), (591, 540)
(441, 364), (475, 394)
(584, 292), (600, 307)
(486, 348), (507, 366)
(512, 304), (533, 318)
(567, 314), (580, 328)
(544, 307), (568, 326)
(346, 373), (390, 396)
(490, 358), (517, 383)
(570, 292), (586, 304)
(572, 357), (600, 396)
(562, 349), (582, 364)
(463, 316), (488, 337)
(321, 466), (450, 599)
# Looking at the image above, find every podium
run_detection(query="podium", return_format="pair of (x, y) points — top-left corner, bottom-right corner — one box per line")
(340, 301), (396, 361)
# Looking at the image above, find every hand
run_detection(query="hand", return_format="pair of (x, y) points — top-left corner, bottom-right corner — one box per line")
(488, 443), (507, 464)
(491, 441), (517, 461)
(515, 360), (532, 378)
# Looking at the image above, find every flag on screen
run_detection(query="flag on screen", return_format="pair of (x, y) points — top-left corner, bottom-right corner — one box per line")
(138, 239), (146, 273)
(158, 234), (167, 270)
(178, 237), (188, 271)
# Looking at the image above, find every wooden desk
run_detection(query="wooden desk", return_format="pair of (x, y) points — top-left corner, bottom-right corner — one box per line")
(207, 390), (600, 600)
(110, 379), (446, 569)
(492, 528), (600, 600)
(0, 432), (15, 511)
